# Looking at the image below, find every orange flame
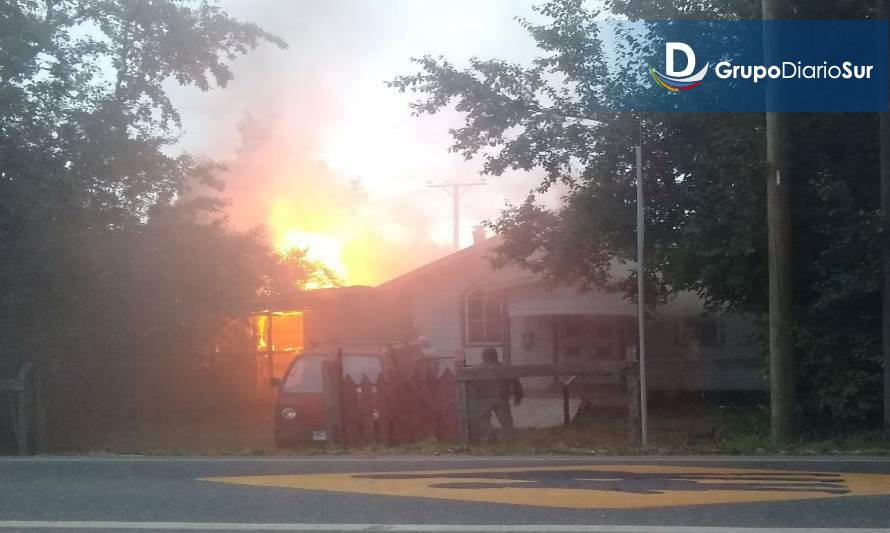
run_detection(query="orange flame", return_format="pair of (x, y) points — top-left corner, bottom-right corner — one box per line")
(254, 311), (304, 352)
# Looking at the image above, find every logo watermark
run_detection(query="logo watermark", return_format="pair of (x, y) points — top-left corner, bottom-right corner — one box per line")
(605, 20), (888, 112)
(650, 42), (710, 92)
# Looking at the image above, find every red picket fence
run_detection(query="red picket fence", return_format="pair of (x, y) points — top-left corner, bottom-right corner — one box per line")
(336, 368), (459, 447)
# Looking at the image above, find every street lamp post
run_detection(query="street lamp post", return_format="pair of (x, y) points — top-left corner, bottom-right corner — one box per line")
(635, 144), (648, 448)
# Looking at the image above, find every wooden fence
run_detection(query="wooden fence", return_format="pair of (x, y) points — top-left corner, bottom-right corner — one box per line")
(0, 362), (46, 455)
(322, 364), (459, 447)
(318, 359), (641, 448)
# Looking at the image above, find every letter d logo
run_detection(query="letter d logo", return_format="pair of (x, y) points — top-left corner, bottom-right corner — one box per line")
(666, 42), (696, 77)
(650, 42), (709, 92)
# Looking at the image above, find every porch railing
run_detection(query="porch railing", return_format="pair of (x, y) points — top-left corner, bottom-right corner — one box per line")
(454, 361), (642, 446)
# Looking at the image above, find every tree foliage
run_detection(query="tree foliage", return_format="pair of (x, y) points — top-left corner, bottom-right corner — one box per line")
(391, 0), (884, 424)
(0, 0), (326, 446)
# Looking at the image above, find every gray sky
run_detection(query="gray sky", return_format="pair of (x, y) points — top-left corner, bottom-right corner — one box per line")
(167, 0), (557, 285)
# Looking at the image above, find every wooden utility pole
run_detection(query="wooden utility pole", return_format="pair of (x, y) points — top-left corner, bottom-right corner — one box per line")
(880, 0), (890, 436)
(427, 180), (486, 250)
(763, 0), (795, 443)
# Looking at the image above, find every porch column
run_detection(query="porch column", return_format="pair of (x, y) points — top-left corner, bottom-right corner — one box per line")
(552, 315), (560, 365)
(502, 312), (512, 365)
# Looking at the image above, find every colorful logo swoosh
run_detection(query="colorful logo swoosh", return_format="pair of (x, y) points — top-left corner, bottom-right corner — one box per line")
(650, 63), (710, 92)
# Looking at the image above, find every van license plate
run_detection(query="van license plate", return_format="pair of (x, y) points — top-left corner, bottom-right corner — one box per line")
(312, 430), (327, 442)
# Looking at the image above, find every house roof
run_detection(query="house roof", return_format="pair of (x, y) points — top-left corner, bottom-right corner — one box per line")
(375, 235), (510, 290)
(375, 235), (709, 318)
(258, 234), (710, 320)
(253, 285), (376, 313)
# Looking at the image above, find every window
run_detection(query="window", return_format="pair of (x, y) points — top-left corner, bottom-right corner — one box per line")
(465, 291), (503, 344)
(674, 318), (723, 347)
(562, 316), (584, 358)
(282, 356), (323, 393)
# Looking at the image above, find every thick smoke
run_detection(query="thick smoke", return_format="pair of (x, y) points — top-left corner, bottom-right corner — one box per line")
(168, 0), (555, 286)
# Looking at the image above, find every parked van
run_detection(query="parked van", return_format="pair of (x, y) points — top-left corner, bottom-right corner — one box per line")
(271, 342), (428, 447)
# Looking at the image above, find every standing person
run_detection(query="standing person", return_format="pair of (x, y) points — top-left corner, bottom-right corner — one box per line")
(474, 347), (524, 442)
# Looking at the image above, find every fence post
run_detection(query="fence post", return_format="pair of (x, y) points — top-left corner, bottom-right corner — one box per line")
(341, 375), (359, 447)
(358, 375), (375, 446)
(563, 383), (571, 426)
(389, 377), (406, 444)
(435, 369), (458, 443)
(456, 379), (469, 446)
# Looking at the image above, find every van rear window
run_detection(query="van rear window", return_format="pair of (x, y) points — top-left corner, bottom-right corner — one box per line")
(281, 355), (383, 393)
(343, 355), (383, 383)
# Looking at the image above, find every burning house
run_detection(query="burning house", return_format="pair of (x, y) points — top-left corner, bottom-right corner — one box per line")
(260, 234), (765, 395)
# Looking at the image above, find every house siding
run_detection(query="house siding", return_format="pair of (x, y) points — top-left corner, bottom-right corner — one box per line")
(510, 315), (557, 390)
(342, 237), (766, 393)
(408, 262), (502, 367)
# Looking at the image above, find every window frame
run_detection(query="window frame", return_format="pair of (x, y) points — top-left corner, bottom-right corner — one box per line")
(463, 289), (504, 346)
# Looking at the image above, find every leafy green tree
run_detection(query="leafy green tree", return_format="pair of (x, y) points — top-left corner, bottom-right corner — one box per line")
(391, 0), (884, 424)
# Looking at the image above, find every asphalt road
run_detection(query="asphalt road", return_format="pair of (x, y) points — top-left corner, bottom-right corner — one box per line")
(1, 455), (890, 532)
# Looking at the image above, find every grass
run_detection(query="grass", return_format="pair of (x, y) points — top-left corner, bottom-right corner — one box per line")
(44, 400), (890, 457)
(716, 406), (890, 456)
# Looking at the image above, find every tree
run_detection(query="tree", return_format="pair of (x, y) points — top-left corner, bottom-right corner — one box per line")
(391, 0), (885, 427)
(0, 1), (330, 446)
(266, 248), (342, 294)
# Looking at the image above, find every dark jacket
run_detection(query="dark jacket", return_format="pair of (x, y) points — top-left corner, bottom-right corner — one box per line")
(476, 360), (524, 401)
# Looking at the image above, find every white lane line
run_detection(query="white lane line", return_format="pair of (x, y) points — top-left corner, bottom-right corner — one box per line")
(0, 523), (888, 532)
(2, 455), (890, 464)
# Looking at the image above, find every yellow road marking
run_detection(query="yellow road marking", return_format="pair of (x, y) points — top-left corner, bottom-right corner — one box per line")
(203, 464), (890, 510)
